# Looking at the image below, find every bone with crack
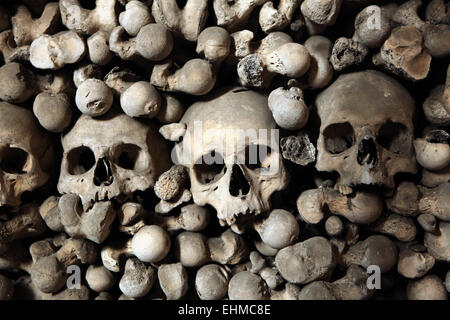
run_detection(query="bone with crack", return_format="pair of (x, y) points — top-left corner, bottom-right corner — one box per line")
(373, 26), (432, 81)
(414, 129), (450, 171)
(353, 5), (392, 49)
(174, 87), (289, 222)
(0, 102), (54, 208)
(0, 204), (47, 255)
(368, 213), (417, 242)
(228, 270), (270, 300)
(87, 31), (113, 65)
(237, 38), (310, 88)
(196, 27), (231, 65)
(119, 1), (152, 37)
(297, 188), (383, 225)
(151, 58), (216, 96)
(0, 62), (74, 103)
(397, 242), (435, 279)
(158, 262), (189, 300)
(85, 265), (115, 293)
(0, 30), (30, 63)
(101, 225), (171, 272)
(268, 86), (309, 131)
(280, 132), (316, 166)
(151, 204), (210, 233)
(258, 0), (300, 33)
(29, 31), (86, 70)
(340, 235), (398, 273)
(109, 23), (174, 62)
(58, 111), (170, 207)
(75, 79), (113, 117)
(253, 209), (299, 250)
(11, 2), (60, 46)
(119, 257), (156, 298)
(59, 0), (117, 36)
(304, 35), (333, 89)
(213, 0), (269, 31)
(120, 81), (161, 118)
(330, 37), (368, 72)
(298, 264), (374, 300)
(407, 275), (448, 300)
(315, 70), (417, 189)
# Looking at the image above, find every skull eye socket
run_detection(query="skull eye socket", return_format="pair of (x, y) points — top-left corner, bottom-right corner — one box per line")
(194, 150), (225, 185)
(67, 146), (96, 175)
(0, 147), (30, 174)
(323, 122), (355, 154)
(377, 121), (411, 155)
(245, 145), (274, 172)
(114, 144), (144, 170)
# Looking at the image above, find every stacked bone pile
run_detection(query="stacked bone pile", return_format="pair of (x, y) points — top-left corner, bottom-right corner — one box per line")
(0, 0), (449, 301)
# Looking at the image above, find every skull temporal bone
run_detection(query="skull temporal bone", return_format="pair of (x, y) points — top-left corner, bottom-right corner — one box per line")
(175, 87), (289, 224)
(0, 102), (54, 207)
(58, 111), (170, 206)
(315, 70), (417, 189)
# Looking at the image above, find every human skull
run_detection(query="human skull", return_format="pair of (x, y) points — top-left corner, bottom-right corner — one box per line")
(174, 87), (289, 225)
(0, 102), (54, 207)
(58, 111), (170, 207)
(315, 70), (417, 189)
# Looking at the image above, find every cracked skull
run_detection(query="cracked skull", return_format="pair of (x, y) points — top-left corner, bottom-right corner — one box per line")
(315, 70), (417, 189)
(0, 102), (54, 207)
(174, 87), (289, 225)
(58, 111), (169, 207)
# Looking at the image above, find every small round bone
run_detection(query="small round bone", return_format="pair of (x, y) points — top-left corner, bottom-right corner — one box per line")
(300, 0), (342, 26)
(11, 3), (60, 46)
(132, 225), (171, 263)
(87, 31), (113, 65)
(340, 235), (398, 273)
(407, 275), (448, 300)
(158, 263), (189, 300)
(119, 258), (156, 298)
(119, 1), (152, 36)
(195, 264), (230, 300)
(173, 231), (209, 267)
(304, 35), (333, 89)
(325, 216), (344, 237)
(29, 31), (86, 70)
(414, 130), (450, 171)
(156, 93), (184, 123)
(268, 86), (309, 130)
(397, 243), (435, 279)
(120, 81), (161, 118)
(353, 5), (392, 49)
(275, 236), (336, 285)
(33, 92), (72, 133)
(85, 265), (115, 293)
(297, 187), (383, 225)
(253, 209), (299, 249)
(75, 79), (113, 117)
(59, 0), (117, 36)
(417, 214), (437, 232)
(196, 27), (231, 64)
(228, 271), (269, 300)
(151, 58), (216, 96)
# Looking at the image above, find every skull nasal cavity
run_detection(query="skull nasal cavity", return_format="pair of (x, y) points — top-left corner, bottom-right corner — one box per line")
(229, 165), (250, 197)
(357, 137), (378, 166)
(94, 158), (114, 186)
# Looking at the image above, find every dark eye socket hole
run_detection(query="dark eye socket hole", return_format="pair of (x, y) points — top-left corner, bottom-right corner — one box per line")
(0, 147), (29, 174)
(79, 0), (96, 9)
(377, 122), (411, 155)
(67, 147), (96, 175)
(116, 144), (142, 170)
(175, 0), (188, 8)
(245, 145), (272, 171)
(323, 122), (355, 154)
(194, 150), (225, 185)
